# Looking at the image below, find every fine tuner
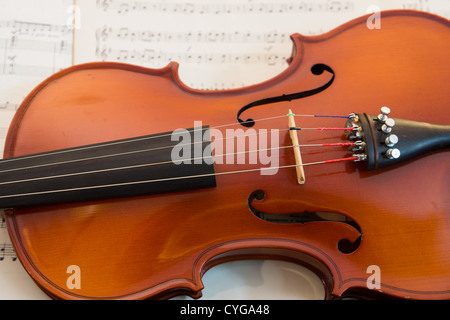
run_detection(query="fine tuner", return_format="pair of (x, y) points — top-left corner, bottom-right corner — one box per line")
(347, 106), (449, 170)
(376, 106), (401, 159)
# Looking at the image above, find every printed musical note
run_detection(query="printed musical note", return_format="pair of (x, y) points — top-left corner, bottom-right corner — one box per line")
(95, 27), (289, 44)
(95, 45), (288, 67)
(0, 243), (17, 261)
(95, 0), (356, 15)
(0, 101), (16, 110)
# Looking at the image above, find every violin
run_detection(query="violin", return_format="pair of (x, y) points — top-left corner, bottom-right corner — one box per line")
(1, 10), (449, 300)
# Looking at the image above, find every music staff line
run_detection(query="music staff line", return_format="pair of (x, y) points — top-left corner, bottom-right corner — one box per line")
(0, 101), (19, 111)
(96, 0), (355, 15)
(96, 27), (295, 44)
(0, 62), (68, 77)
(1, 37), (70, 55)
(0, 33), (72, 76)
(0, 213), (17, 262)
(96, 46), (290, 66)
(0, 19), (72, 35)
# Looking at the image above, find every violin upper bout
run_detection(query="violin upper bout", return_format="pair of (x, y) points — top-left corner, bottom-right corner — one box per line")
(286, 34), (305, 66)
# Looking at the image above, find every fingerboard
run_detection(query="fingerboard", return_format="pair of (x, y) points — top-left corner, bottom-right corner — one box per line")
(0, 126), (216, 208)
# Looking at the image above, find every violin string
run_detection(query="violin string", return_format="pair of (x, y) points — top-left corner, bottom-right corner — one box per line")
(0, 115), (287, 164)
(0, 112), (349, 165)
(0, 156), (359, 201)
(0, 126), (352, 174)
(0, 142), (356, 186)
(0, 128), (286, 173)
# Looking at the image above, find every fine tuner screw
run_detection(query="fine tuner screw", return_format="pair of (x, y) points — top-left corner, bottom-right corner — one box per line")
(382, 118), (395, 133)
(377, 106), (390, 122)
(385, 134), (398, 147)
(386, 148), (401, 159)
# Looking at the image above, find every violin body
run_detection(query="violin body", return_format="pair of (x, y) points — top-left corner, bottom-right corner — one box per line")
(3, 10), (450, 299)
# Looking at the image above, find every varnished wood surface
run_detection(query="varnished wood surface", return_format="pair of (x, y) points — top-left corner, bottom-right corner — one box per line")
(4, 10), (450, 299)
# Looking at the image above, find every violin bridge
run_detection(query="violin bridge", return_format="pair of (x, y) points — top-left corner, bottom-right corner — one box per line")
(288, 109), (306, 184)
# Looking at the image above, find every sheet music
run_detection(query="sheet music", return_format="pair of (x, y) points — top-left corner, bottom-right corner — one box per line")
(75, 0), (360, 89)
(0, 0), (449, 300)
(74, 0), (449, 90)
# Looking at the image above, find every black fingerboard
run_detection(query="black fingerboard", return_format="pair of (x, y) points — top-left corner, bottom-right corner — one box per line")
(0, 126), (216, 208)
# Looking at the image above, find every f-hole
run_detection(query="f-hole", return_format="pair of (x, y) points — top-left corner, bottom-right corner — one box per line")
(248, 190), (362, 254)
(237, 63), (335, 127)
